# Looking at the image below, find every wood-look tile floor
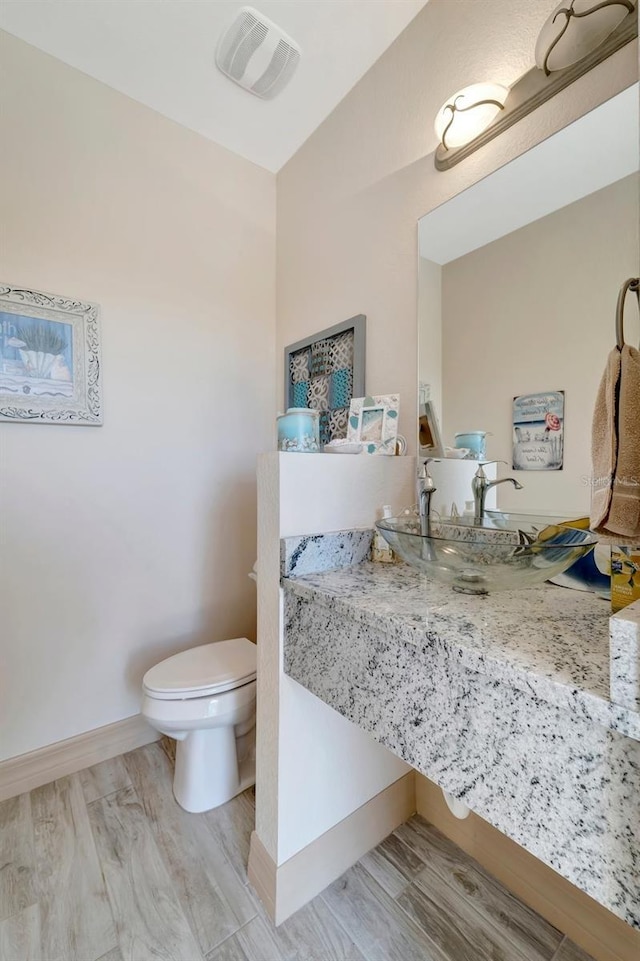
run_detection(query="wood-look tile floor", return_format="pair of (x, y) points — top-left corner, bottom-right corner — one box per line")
(0, 740), (595, 961)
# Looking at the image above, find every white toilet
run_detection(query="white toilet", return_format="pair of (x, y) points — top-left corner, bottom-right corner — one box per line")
(141, 637), (257, 813)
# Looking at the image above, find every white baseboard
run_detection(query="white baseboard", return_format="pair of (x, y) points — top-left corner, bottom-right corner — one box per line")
(248, 771), (415, 926)
(247, 830), (277, 920)
(0, 714), (159, 801)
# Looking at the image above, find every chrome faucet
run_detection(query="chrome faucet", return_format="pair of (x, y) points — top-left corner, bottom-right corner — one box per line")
(471, 461), (523, 524)
(418, 459), (438, 536)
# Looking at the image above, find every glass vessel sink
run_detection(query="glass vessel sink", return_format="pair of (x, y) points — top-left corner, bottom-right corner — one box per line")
(375, 511), (598, 594)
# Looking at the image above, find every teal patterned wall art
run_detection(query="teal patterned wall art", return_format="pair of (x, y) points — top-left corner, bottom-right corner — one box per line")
(284, 315), (365, 448)
(292, 381), (309, 408)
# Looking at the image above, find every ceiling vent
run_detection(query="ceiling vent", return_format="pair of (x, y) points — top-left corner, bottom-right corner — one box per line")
(216, 6), (301, 100)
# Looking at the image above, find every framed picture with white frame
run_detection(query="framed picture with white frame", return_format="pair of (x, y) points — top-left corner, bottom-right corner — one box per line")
(0, 283), (102, 425)
(347, 394), (399, 454)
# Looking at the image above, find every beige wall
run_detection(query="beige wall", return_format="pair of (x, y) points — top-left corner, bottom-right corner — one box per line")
(276, 0), (637, 448)
(442, 174), (639, 516)
(0, 32), (276, 761)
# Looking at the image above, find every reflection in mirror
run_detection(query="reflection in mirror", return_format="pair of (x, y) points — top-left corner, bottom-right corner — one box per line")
(418, 85), (639, 518)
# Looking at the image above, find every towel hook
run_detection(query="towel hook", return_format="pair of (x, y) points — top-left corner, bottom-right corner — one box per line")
(616, 277), (640, 349)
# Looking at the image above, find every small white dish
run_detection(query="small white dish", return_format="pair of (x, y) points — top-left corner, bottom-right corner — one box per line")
(445, 447), (470, 459)
(324, 442), (363, 454)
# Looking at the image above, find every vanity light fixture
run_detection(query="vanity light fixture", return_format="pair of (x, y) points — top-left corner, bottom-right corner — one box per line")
(435, 0), (637, 170)
(536, 0), (635, 75)
(434, 83), (509, 150)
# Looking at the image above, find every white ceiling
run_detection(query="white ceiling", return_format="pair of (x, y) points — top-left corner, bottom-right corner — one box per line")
(0, 0), (427, 172)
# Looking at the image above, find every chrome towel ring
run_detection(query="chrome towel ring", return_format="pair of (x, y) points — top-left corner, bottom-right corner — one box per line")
(616, 277), (640, 349)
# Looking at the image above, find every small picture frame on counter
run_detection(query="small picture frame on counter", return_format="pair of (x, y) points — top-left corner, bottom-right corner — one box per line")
(347, 394), (399, 454)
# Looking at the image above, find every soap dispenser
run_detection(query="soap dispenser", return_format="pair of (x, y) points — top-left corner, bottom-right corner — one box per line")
(372, 505), (396, 563)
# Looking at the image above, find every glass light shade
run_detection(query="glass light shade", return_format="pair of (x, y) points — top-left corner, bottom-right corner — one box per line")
(535, 0), (632, 74)
(434, 83), (509, 150)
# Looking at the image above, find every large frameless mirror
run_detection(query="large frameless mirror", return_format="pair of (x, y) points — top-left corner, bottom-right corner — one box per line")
(417, 85), (639, 519)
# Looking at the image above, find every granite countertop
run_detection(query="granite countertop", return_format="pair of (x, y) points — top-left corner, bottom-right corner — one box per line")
(283, 560), (640, 741)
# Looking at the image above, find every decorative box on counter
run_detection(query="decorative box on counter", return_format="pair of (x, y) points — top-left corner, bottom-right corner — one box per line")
(611, 546), (640, 613)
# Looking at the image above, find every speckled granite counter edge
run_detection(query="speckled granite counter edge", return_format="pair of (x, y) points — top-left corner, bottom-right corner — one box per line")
(610, 599), (640, 712)
(280, 529), (374, 577)
(283, 575), (640, 741)
(283, 590), (640, 928)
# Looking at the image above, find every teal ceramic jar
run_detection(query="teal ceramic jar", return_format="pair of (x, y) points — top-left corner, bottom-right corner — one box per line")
(454, 431), (488, 460)
(277, 408), (320, 452)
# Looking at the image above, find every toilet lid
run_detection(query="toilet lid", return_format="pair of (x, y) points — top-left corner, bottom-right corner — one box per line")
(143, 638), (256, 700)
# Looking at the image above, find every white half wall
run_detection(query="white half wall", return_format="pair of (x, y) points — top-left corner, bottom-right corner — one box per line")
(0, 32), (276, 762)
(256, 452), (415, 865)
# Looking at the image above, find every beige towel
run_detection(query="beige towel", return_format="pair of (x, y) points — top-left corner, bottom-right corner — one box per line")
(591, 344), (640, 541)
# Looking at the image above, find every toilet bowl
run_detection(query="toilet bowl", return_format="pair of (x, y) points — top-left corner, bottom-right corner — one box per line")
(141, 637), (256, 813)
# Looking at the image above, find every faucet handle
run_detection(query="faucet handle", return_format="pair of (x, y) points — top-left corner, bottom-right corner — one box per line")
(419, 458), (438, 488)
(474, 459), (507, 478)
